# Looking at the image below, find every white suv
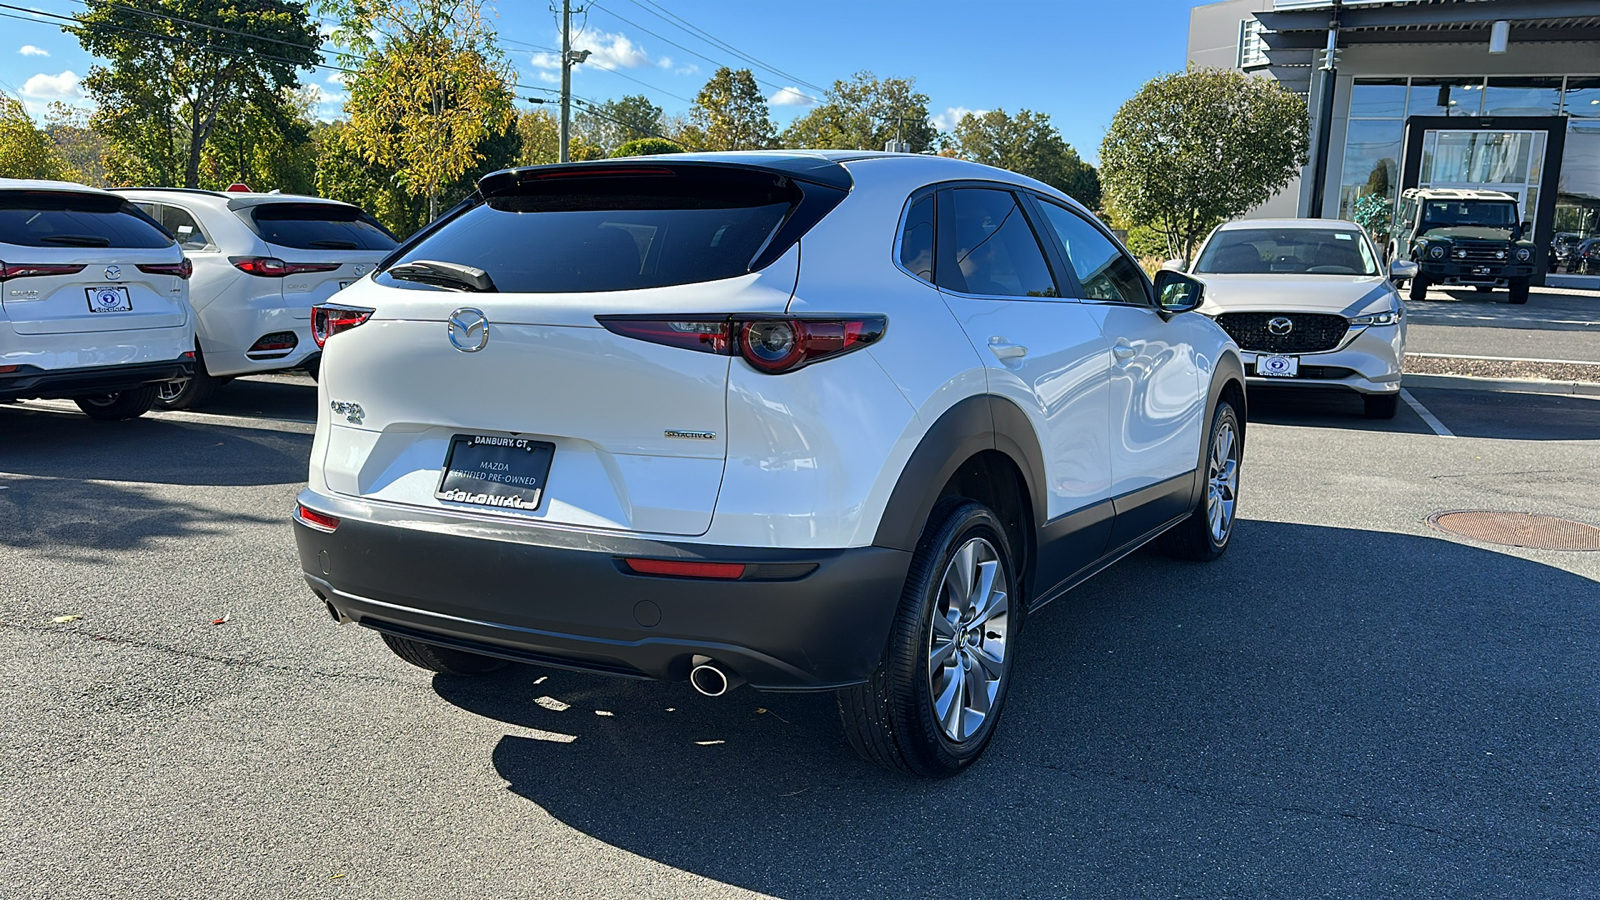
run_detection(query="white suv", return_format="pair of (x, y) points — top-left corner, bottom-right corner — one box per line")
(116, 189), (398, 408)
(292, 153), (1246, 776)
(1, 179), (194, 420)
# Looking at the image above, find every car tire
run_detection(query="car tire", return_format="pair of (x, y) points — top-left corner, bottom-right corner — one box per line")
(154, 356), (222, 411)
(74, 385), (159, 421)
(1363, 393), (1400, 420)
(1508, 278), (1530, 305)
(1159, 398), (1242, 562)
(837, 498), (1021, 777)
(380, 633), (509, 675)
(1408, 274), (1430, 303)
(302, 357), (319, 382)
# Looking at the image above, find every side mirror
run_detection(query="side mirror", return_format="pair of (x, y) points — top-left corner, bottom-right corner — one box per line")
(1389, 258), (1418, 282)
(1153, 270), (1203, 317)
(1160, 259), (1185, 272)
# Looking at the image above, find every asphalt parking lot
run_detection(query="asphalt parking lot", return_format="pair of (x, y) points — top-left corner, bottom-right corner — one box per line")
(1406, 286), (1600, 363)
(3, 375), (1599, 899)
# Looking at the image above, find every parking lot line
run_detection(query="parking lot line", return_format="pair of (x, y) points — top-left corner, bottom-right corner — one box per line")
(1400, 389), (1456, 438)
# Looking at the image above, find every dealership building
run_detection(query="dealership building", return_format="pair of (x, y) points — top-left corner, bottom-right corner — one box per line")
(1189, 0), (1600, 287)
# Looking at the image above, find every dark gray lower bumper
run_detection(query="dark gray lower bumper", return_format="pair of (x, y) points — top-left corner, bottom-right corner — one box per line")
(293, 498), (911, 691)
(0, 357), (193, 400)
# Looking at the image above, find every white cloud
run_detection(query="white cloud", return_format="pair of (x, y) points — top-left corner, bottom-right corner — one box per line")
(536, 70), (559, 84)
(530, 50), (559, 71)
(675, 63), (699, 77)
(325, 71), (348, 86)
(19, 45), (48, 57)
(656, 56), (673, 70)
(932, 105), (985, 132)
(580, 29), (653, 70)
(769, 86), (816, 108)
(22, 70), (81, 99)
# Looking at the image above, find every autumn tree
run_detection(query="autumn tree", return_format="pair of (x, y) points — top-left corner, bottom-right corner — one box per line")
(575, 94), (664, 155)
(329, 0), (516, 218)
(780, 72), (936, 152)
(691, 67), (775, 151)
(1100, 67), (1309, 264)
(42, 103), (107, 186)
(72, 0), (320, 187)
(612, 137), (683, 157)
(948, 109), (1100, 209)
(0, 95), (67, 179)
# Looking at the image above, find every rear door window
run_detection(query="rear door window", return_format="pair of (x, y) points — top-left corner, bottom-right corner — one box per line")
(382, 168), (805, 293)
(936, 188), (1059, 298)
(0, 191), (173, 249)
(246, 203), (398, 251)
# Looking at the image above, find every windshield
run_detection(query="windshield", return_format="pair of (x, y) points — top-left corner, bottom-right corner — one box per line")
(1194, 228), (1379, 276)
(1421, 200), (1518, 230)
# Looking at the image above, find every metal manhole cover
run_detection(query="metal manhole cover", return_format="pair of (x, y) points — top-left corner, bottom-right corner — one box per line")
(1427, 510), (1600, 551)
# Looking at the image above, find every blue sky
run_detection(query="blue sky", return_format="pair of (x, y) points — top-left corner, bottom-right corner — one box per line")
(2, 1), (1211, 164)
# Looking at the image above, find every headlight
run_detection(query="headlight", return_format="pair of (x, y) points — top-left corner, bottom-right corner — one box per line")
(1350, 310), (1402, 326)
(1516, 247), (1531, 261)
(1428, 245), (1445, 259)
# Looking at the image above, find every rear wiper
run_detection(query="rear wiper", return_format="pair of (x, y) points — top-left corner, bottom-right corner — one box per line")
(307, 239), (360, 249)
(386, 259), (496, 292)
(39, 234), (111, 247)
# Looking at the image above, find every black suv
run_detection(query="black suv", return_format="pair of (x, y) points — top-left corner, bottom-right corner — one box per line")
(1393, 188), (1536, 304)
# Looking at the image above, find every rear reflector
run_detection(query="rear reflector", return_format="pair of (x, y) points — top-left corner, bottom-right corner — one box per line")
(622, 558), (746, 580)
(0, 365), (18, 374)
(294, 504), (339, 533)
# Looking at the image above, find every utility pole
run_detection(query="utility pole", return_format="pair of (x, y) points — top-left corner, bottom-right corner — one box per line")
(557, 0), (590, 163)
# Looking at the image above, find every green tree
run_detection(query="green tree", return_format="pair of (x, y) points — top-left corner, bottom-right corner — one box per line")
(515, 108), (561, 166)
(780, 71), (936, 152)
(1100, 67), (1309, 264)
(948, 109), (1100, 209)
(612, 137), (683, 157)
(575, 94), (663, 155)
(42, 103), (107, 186)
(0, 95), (67, 179)
(72, 0), (320, 187)
(199, 87), (318, 194)
(691, 67), (775, 151)
(329, 0), (516, 218)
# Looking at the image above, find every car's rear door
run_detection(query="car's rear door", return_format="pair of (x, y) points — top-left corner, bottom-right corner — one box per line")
(0, 189), (187, 335)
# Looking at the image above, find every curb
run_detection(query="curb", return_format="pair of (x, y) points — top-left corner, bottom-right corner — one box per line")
(1403, 372), (1600, 398)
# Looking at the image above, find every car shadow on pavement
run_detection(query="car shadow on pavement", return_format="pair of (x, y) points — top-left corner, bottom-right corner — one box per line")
(1246, 389), (1433, 435)
(1410, 289), (1600, 333)
(432, 520), (1600, 898)
(0, 404), (311, 486)
(1248, 387), (1600, 441)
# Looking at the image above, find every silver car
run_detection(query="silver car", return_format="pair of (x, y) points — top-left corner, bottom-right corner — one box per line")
(1181, 218), (1409, 419)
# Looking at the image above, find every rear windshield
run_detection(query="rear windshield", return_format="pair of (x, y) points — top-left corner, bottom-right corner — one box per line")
(1195, 228), (1379, 276)
(381, 168), (801, 293)
(0, 191), (174, 249)
(246, 202), (398, 251)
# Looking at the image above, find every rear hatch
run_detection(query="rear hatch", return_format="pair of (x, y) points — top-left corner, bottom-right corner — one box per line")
(1, 189), (188, 335)
(233, 199), (399, 319)
(318, 161), (847, 536)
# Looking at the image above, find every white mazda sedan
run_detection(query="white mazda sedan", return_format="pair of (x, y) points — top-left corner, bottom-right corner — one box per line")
(293, 152), (1247, 776)
(1183, 219), (1410, 419)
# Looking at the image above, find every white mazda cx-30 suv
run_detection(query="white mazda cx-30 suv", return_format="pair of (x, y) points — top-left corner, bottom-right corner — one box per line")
(115, 188), (398, 409)
(292, 153), (1247, 776)
(1, 179), (194, 420)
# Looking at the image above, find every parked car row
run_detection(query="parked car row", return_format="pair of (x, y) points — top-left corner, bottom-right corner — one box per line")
(0, 178), (396, 419)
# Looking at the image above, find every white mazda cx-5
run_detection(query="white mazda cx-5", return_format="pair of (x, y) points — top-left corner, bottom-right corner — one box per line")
(292, 152), (1247, 776)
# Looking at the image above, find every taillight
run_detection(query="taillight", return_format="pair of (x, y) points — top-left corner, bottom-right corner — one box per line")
(293, 504), (339, 532)
(312, 303), (375, 347)
(0, 262), (87, 282)
(137, 259), (193, 279)
(622, 558), (746, 579)
(596, 315), (886, 375)
(230, 256), (341, 277)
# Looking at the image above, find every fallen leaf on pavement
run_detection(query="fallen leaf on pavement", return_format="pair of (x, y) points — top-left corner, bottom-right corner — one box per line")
(51, 614), (83, 624)
(211, 615), (230, 625)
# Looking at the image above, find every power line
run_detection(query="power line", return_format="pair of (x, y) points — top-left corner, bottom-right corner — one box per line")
(502, 35), (695, 105)
(624, 0), (826, 95)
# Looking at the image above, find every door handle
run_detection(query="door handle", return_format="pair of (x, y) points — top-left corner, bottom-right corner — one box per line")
(1112, 339), (1137, 362)
(988, 337), (1028, 360)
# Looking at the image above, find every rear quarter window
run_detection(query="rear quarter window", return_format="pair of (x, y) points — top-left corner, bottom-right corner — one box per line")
(0, 191), (174, 249)
(245, 202), (398, 251)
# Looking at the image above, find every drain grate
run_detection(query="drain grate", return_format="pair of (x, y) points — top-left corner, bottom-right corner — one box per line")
(1427, 510), (1600, 552)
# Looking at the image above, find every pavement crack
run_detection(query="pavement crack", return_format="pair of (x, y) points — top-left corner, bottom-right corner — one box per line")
(1, 620), (416, 688)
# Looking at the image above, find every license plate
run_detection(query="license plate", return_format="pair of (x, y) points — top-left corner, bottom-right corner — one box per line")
(1471, 266), (1492, 276)
(435, 435), (554, 511)
(337, 281), (352, 291)
(1256, 355), (1299, 378)
(85, 286), (132, 313)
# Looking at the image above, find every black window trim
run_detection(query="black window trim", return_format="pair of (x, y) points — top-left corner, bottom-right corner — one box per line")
(928, 180), (1076, 303)
(1026, 192), (1158, 309)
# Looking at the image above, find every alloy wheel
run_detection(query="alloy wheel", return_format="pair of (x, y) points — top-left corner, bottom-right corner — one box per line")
(926, 536), (1011, 743)
(1207, 418), (1240, 543)
(156, 380), (187, 403)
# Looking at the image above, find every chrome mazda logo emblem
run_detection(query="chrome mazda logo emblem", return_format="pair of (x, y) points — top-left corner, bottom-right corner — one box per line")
(1267, 316), (1294, 336)
(447, 308), (490, 352)
(103, 265), (121, 281)
(352, 265), (368, 277)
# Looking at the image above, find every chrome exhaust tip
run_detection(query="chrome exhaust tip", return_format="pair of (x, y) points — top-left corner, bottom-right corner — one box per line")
(689, 663), (731, 697)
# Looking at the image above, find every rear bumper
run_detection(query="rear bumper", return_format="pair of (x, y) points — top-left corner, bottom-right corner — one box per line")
(1422, 262), (1534, 285)
(0, 356), (194, 400)
(293, 491), (911, 691)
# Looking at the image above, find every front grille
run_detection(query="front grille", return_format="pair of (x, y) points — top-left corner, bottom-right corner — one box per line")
(1215, 312), (1349, 354)
(1452, 240), (1509, 264)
